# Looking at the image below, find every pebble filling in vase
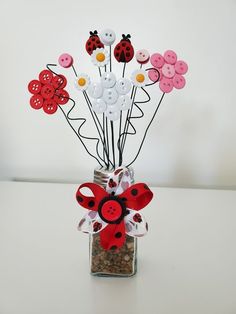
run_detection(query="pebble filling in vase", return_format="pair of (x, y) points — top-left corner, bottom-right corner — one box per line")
(27, 27), (188, 277)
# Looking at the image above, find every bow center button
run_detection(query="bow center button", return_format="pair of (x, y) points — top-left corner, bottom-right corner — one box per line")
(98, 196), (126, 224)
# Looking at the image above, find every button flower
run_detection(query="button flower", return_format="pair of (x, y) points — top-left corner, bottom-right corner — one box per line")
(131, 69), (149, 88)
(74, 73), (90, 91)
(149, 50), (188, 93)
(28, 69), (69, 114)
(91, 47), (110, 67)
(76, 167), (153, 250)
(88, 72), (133, 121)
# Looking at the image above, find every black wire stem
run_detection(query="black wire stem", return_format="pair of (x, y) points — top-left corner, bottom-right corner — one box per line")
(126, 92), (165, 168)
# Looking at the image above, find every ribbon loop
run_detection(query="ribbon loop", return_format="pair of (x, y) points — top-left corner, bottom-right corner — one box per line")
(76, 182), (108, 211)
(119, 183), (153, 211)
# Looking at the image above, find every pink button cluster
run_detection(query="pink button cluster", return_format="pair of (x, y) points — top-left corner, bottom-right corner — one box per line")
(148, 50), (188, 93)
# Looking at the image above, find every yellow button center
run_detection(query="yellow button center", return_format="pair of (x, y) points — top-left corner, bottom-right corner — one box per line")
(136, 74), (145, 83)
(78, 78), (86, 86)
(96, 53), (105, 62)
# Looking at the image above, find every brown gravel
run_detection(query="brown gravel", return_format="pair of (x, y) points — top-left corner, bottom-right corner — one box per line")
(90, 234), (137, 276)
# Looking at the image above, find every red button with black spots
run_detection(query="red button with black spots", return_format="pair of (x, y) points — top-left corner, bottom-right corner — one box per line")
(98, 196), (126, 224)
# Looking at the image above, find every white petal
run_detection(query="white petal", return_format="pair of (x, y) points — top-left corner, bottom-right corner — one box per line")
(78, 211), (107, 234)
(124, 209), (148, 237)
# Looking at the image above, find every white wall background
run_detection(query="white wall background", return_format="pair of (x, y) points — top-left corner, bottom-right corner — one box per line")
(0, 0), (235, 189)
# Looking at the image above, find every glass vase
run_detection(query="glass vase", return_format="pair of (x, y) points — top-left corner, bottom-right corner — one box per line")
(89, 166), (137, 277)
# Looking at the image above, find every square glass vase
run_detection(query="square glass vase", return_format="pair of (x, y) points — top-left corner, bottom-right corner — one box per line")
(89, 166), (137, 277)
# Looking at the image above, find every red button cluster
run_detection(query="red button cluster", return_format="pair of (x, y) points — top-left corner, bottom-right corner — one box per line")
(28, 69), (69, 115)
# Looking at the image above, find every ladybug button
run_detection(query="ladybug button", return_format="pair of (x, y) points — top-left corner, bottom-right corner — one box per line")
(58, 53), (73, 68)
(100, 200), (123, 223)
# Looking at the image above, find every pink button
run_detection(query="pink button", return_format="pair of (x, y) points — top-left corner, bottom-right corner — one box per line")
(175, 60), (188, 75)
(159, 77), (173, 93)
(164, 50), (177, 65)
(162, 63), (175, 78)
(173, 74), (186, 89)
(135, 49), (150, 64)
(58, 53), (73, 68)
(148, 69), (162, 82)
(150, 53), (164, 68)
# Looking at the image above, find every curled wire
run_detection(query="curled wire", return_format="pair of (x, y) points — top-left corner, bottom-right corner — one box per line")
(118, 67), (161, 165)
(126, 92), (165, 168)
(118, 85), (151, 166)
(46, 63), (104, 166)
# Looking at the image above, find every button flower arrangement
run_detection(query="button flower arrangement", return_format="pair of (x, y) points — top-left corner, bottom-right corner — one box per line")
(27, 28), (188, 275)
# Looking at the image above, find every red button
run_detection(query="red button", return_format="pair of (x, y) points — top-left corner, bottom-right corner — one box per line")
(54, 89), (69, 105)
(41, 84), (55, 99)
(30, 94), (44, 109)
(39, 70), (53, 84)
(43, 99), (58, 114)
(52, 75), (67, 89)
(100, 200), (123, 222)
(28, 80), (41, 94)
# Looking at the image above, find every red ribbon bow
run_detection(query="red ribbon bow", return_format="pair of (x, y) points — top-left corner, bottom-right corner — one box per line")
(76, 182), (153, 250)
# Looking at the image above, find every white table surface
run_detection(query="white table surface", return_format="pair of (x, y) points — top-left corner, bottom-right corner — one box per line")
(0, 181), (236, 314)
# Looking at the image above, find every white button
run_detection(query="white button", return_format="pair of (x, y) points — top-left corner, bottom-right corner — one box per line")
(106, 105), (120, 121)
(87, 82), (103, 99)
(116, 78), (132, 95)
(100, 29), (116, 46)
(117, 95), (132, 111)
(135, 49), (150, 64)
(101, 72), (116, 88)
(92, 99), (107, 113)
(102, 87), (119, 104)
